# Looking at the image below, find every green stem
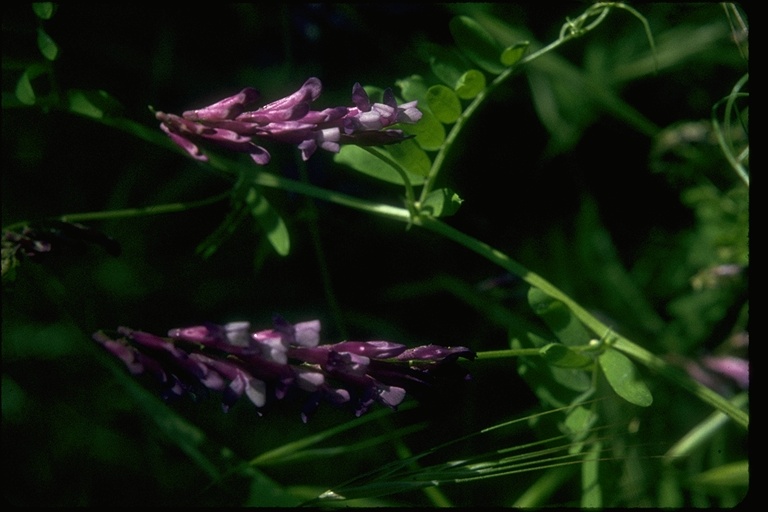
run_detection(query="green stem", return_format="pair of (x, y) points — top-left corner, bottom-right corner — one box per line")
(475, 349), (541, 360)
(360, 146), (418, 220)
(412, 215), (748, 429)
(3, 191), (231, 232)
(417, 4), (622, 205)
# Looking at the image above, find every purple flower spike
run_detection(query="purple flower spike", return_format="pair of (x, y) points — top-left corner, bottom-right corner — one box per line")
(155, 77), (421, 166)
(94, 317), (473, 421)
(183, 88), (261, 121)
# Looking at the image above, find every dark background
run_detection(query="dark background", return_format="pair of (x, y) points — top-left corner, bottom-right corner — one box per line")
(2, 3), (748, 506)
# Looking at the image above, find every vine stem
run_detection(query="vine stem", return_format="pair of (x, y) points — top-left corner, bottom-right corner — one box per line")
(418, 2), (640, 205)
(412, 215), (748, 429)
(9, 160), (747, 429)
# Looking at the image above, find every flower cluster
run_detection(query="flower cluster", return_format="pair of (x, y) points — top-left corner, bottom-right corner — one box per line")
(155, 77), (422, 166)
(93, 316), (474, 422)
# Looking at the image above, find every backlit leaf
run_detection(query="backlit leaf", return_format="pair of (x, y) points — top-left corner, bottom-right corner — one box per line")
(421, 188), (463, 217)
(455, 69), (486, 100)
(501, 41), (530, 67)
(400, 109), (445, 151)
(385, 138), (432, 177)
(449, 16), (505, 74)
(334, 145), (427, 185)
(598, 348), (653, 407)
(540, 343), (593, 369)
(246, 187), (290, 256)
(426, 85), (462, 124)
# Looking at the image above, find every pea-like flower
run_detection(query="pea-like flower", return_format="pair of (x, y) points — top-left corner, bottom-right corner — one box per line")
(94, 316), (473, 422)
(155, 77), (422, 166)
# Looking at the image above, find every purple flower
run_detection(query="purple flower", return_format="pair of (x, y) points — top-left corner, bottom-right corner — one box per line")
(94, 316), (473, 422)
(155, 77), (422, 165)
(671, 331), (749, 395)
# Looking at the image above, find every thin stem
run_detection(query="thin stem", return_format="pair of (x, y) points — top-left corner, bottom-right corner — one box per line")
(296, 155), (349, 340)
(412, 215), (748, 429)
(418, 3), (625, 205)
(3, 191), (231, 232)
(475, 349), (541, 360)
(360, 146), (418, 220)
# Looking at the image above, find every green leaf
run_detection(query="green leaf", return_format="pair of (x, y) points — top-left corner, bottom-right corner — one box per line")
(32, 3), (55, 20)
(501, 41), (530, 67)
(334, 145), (427, 185)
(422, 41), (471, 88)
(455, 69), (486, 100)
(527, 287), (592, 346)
(400, 109), (445, 151)
(67, 89), (124, 119)
(384, 138), (432, 177)
(426, 85), (462, 124)
(598, 348), (653, 407)
(15, 71), (36, 105)
(195, 200), (249, 259)
(581, 441), (603, 508)
(395, 74), (430, 103)
(245, 187), (290, 256)
(421, 188), (463, 217)
(540, 343), (593, 369)
(686, 460), (749, 489)
(512, 332), (592, 408)
(449, 15), (505, 74)
(564, 406), (598, 445)
(36, 27), (58, 61)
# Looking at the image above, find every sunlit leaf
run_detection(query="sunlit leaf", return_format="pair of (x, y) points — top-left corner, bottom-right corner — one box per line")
(540, 343), (593, 369)
(501, 41), (530, 67)
(426, 85), (462, 124)
(421, 188), (463, 217)
(686, 460), (749, 489)
(455, 69), (486, 100)
(385, 138), (432, 177)
(246, 187), (290, 256)
(598, 349), (653, 407)
(36, 27), (58, 61)
(400, 109), (445, 151)
(396, 74), (430, 103)
(334, 145), (427, 185)
(449, 15), (505, 74)
(581, 441), (603, 508)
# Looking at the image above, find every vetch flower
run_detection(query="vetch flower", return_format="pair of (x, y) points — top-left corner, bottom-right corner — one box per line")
(671, 331), (749, 395)
(94, 316), (473, 422)
(155, 77), (422, 166)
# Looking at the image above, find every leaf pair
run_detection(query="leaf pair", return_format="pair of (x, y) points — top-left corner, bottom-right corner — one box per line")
(524, 286), (653, 408)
